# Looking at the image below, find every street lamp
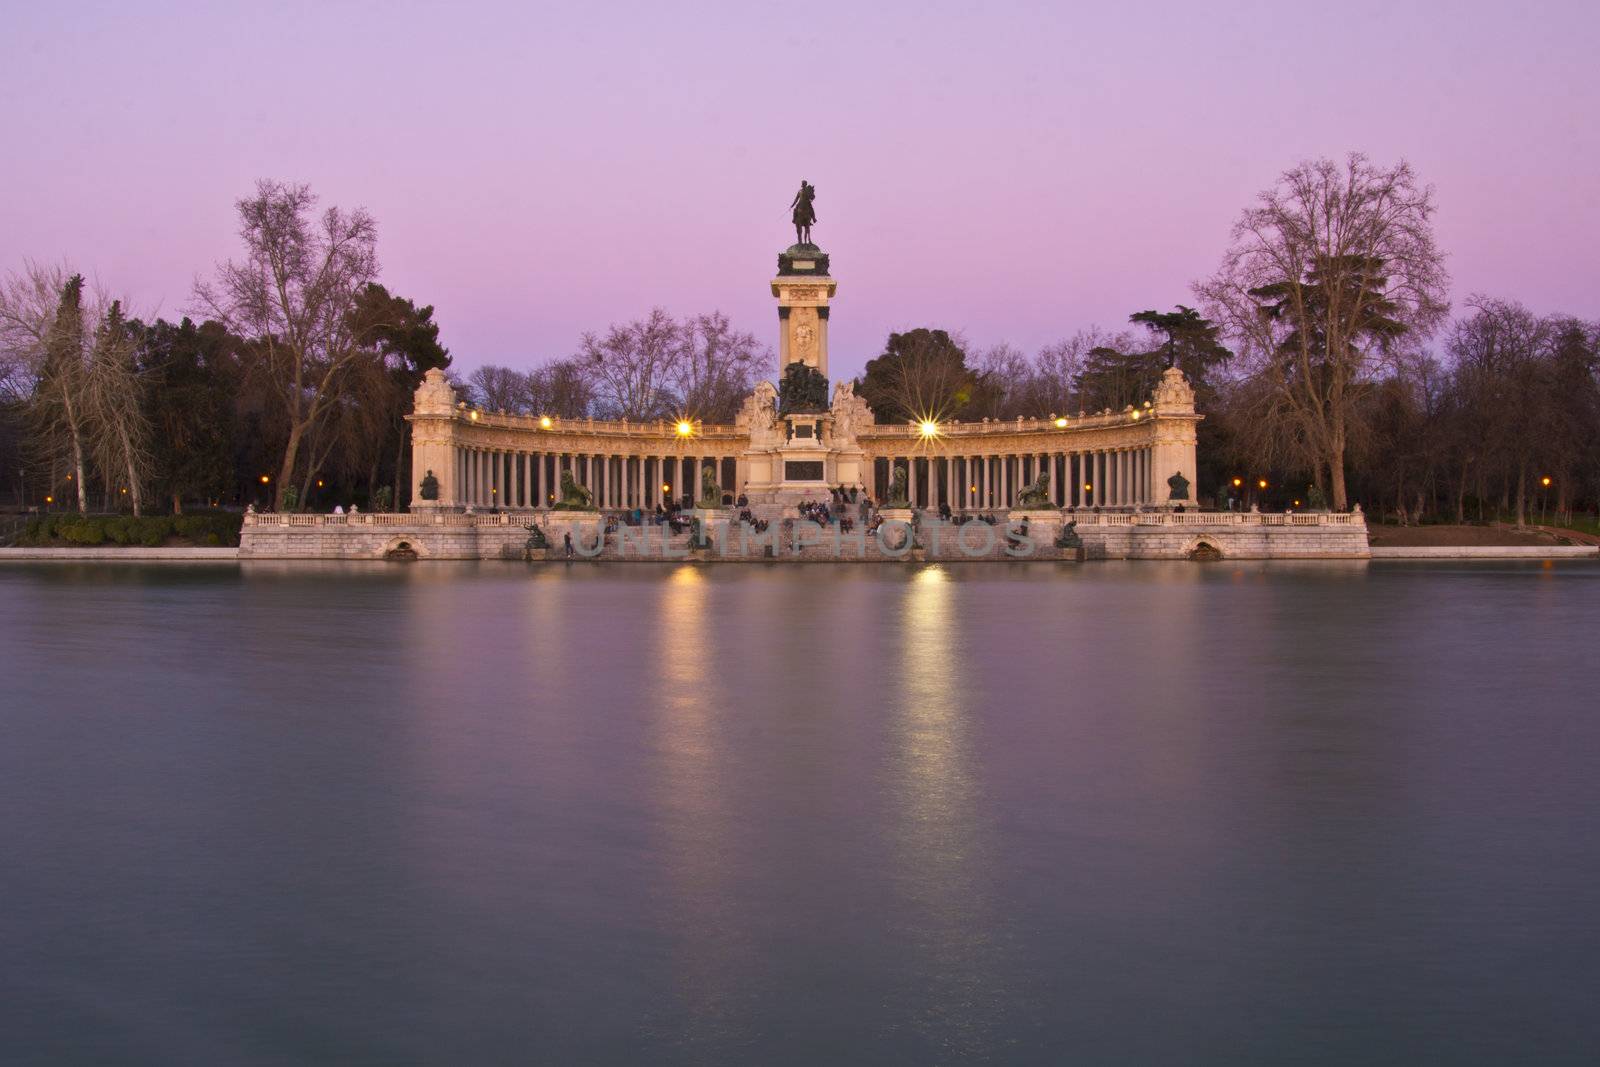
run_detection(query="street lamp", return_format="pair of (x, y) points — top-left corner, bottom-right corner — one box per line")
(539, 415), (553, 429)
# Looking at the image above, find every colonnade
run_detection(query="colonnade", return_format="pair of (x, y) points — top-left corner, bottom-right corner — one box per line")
(871, 448), (1157, 510)
(452, 448), (734, 509)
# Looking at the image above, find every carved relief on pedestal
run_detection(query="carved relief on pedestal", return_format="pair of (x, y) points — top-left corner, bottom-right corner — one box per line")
(1153, 366), (1195, 411)
(788, 306), (820, 367)
(413, 367), (457, 415)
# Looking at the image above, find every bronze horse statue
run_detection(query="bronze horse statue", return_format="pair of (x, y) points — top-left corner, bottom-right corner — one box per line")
(790, 180), (817, 245)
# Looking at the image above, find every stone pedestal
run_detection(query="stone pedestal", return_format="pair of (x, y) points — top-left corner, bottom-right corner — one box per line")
(1008, 508), (1063, 533)
(772, 245), (836, 377)
(543, 511), (603, 558)
(1009, 508), (1065, 557)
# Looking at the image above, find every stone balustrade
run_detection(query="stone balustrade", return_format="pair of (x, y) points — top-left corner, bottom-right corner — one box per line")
(1078, 510), (1365, 527)
(244, 512), (520, 528)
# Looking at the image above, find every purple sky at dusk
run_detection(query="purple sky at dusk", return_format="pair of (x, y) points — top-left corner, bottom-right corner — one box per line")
(3, 0), (1596, 380)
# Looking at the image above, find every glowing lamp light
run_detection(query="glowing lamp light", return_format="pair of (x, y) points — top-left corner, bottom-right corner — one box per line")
(1232, 477), (1242, 488)
(918, 419), (938, 438)
(1054, 417), (1068, 428)
(45, 495), (54, 504)
(260, 475), (270, 484)
(1541, 476), (1552, 488)
(316, 479), (324, 488)
(661, 483), (671, 494)
(1083, 483), (1093, 492)
(676, 420), (694, 437)
(469, 410), (479, 421)
(539, 416), (552, 429)
(1258, 479), (1268, 489)
(1130, 410), (1141, 420)
(120, 488), (127, 494)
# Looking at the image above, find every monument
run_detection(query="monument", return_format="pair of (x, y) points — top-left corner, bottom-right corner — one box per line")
(243, 179), (1351, 562)
(740, 181), (868, 503)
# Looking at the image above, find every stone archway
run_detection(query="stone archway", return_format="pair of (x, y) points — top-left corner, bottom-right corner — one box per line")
(381, 537), (424, 561)
(1184, 537), (1223, 561)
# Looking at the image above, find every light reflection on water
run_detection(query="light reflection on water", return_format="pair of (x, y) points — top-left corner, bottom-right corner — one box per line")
(2, 560), (1599, 1066)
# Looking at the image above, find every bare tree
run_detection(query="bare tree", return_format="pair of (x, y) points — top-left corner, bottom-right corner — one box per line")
(20, 271), (93, 512)
(974, 342), (1034, 418)
(579, 307), (683, 420)
(1197, 154), (1449, 510)
(84, 301), (152, 515)
(528, 358), (594, 418)
(466, 365), (533, 413)
(194, 181), (379, 509)
(673, 311), (766, 422)
(0, 261), (69, 406)
(1446, 298), (1555, 526)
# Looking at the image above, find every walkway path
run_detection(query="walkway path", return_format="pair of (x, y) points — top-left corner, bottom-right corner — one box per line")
(0, 547), (239, 561)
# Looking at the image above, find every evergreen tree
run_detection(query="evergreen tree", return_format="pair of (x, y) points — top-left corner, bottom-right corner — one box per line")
(858, 328), (990, 423)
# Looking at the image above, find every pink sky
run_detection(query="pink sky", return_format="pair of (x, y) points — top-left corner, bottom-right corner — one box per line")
(2, 0), (1596, 379)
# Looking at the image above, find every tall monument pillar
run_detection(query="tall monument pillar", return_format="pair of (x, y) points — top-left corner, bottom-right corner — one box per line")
(407, 367), (460, 511)
(772, 245), (837, 378)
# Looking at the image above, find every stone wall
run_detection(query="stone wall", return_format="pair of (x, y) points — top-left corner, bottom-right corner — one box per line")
(241, 510), (1369, 561)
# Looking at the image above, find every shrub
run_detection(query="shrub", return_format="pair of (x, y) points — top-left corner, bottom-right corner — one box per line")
(62, 519), (106, 545)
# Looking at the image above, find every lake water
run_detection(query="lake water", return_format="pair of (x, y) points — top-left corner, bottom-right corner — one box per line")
(3, 560), (1598, 1065)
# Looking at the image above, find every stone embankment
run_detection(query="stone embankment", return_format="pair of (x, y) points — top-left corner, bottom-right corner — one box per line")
(236, 508), (1375, 561)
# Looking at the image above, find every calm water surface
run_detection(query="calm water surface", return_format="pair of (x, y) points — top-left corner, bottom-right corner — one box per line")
(2, 560), (1598, 1065)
